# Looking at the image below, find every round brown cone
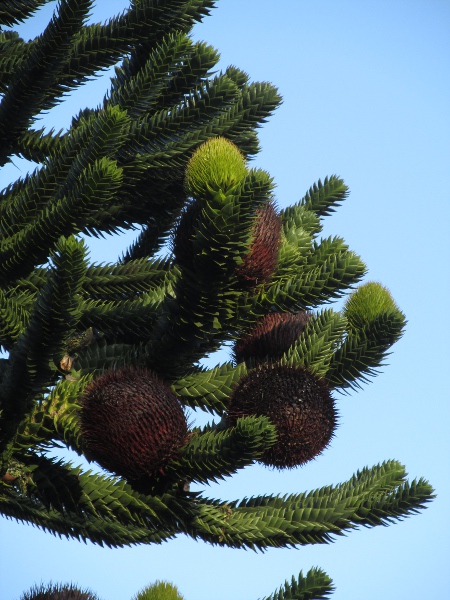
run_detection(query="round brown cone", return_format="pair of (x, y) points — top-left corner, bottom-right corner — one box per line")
(81, 366), (188, 484)
(234, 311), (312, 364)
(227, 365), (336, 468)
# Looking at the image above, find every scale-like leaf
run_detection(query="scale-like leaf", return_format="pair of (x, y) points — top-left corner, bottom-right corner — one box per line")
(280, 309), (346, 377)
(0, 1), (50, 27)
(0, 236), (87, 452)
(299, 176), (349, 219)
(0, 0), (92, 166)
(164, 416), (277, 485)
(261, 567), (334, 600)
(173, 361), (247, 413)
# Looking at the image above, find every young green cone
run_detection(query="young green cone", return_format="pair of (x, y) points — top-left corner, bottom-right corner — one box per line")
(184, 137), (247, 197)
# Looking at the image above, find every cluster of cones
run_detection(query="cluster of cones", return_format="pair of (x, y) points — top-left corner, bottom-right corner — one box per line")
(80, 137), (336, 489)
(81, 311), (337, 487)
(228, 311), (336, 469)
(172, 136), (283, 288)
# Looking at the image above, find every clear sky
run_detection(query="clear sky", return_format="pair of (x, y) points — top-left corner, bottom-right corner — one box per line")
(1, 1), (450, 599)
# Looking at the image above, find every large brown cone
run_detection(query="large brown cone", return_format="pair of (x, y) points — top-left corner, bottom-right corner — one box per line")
(234, 311), (312, 364)
(81, 367), (188, 483)
(227, 365), (336, 468)
(236, 201), (282, 288)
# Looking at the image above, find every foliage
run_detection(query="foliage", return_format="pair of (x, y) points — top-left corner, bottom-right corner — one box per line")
(261, 567), (334, 600)
(0, 1), (433, 599)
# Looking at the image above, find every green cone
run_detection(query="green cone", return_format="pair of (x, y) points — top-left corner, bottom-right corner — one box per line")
(344, 281), (402, 330)
(185, 137), (247, 197)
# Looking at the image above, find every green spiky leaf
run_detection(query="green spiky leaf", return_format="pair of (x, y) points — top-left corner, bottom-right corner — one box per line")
(261, 567), (334, 600)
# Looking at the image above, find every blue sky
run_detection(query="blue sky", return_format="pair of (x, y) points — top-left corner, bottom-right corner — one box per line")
(1, 1), (450, 599)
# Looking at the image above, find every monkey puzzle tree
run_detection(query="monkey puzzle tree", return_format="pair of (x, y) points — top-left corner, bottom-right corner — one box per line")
(0, 1), (433, 598)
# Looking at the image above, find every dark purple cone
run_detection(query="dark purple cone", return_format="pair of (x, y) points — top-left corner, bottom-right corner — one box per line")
(227, 365), (337, 468)
(234, 311), (312, 364)
(20, 583), (98, 600)
(236, 201), (282, 288)
(81, 367), (188, 482)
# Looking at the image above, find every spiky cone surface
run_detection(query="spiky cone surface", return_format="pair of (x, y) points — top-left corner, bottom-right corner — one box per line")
(344, 281), (403, 331)
(227, 365), (337, 468)
(184, 137), (247, 197)
(234, 311), (313, 364)
(20, 583), (98, 600)
(236, 200), (282, 288)
(81, 367), (188, 486)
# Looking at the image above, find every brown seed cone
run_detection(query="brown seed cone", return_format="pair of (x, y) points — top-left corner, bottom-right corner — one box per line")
(227, 365), (336, 468)
(233, 311), (313, 364)
(236, 201), (282, 288)
(81, 367), (188, 483)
